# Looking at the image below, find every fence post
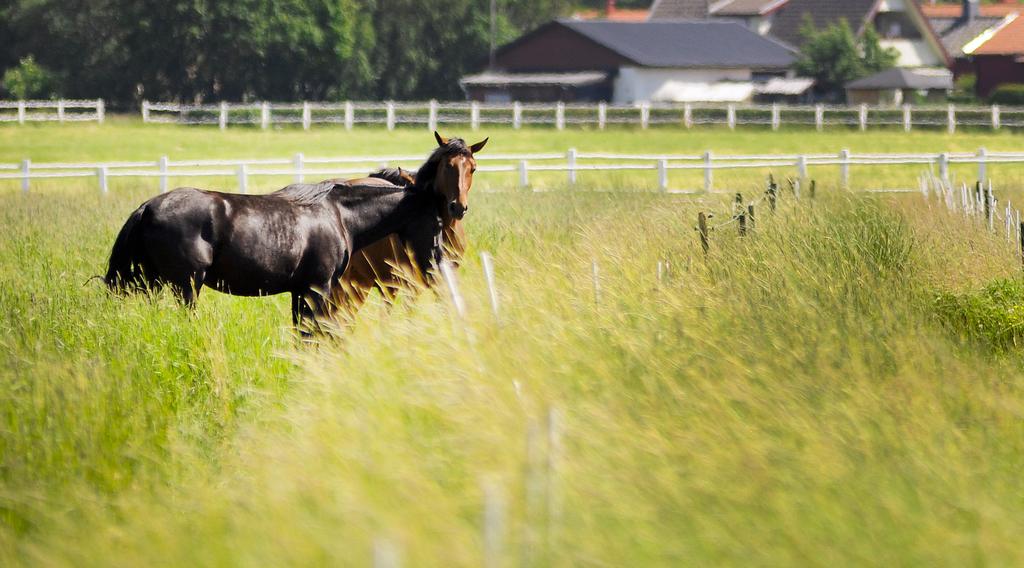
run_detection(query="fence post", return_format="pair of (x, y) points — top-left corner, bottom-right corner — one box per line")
(683, 103), (693, 129)
(938, 152), (949, 185)
(17, 101), (25, 125)
(96, 99), (105, 124)
(386, 101), (396, 131)
(482, 479), (504, 568)
(258, 102), (269, 129)
(470, 101), (480, 131)
(512, 101), (522, 130)
(858, 103), (868, 131)
(344, 101), (354, 130)
(771, 103), (780, 131)
(57, 99), (65, 123)
(727, 104), (736, 130)
(159, 155), (169, 193)
(597, 101), (606, 130)
(737, 193), (747, 237)
(518, 160), (529, 188)
(902, 104), (912, 132)
(97, 166), (108, 195)
(302, 102), (311, 130)
(977, 147), (987, 184)
(141, 100), (150, 123)
(797, 154), (808, 181)
(657, 159), (668, 192)
(992, 104), (1001, 130)
(20, 159), (30, 194)
(697, 212), (709, 256)
(218, 102), (228, 131)
(640, 103), (650, 130)
(815, 104), (824, 131)
(839, 149), (850, 188)
(555, 102), (565, 131)
(567, 148), (577, 185)
(294, 152), (304, 183)
(237, 163), (248, 194)
(480, 252), (500, 318)
(429, 99), (439, 132)
(947, 104), (956, 134)
(703, 150), (713, 193)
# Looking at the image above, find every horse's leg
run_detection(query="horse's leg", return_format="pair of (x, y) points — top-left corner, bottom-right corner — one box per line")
(176, 270), (205, 309)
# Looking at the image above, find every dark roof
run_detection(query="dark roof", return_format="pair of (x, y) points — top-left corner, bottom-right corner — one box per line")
(714, 0), (786, 17)
(556, 20), (796, 68)
(460, 71), (609, 87)
(768, 0), (878, 48)
(929, 16), (1005, 56)
(846, 67), (953, 90)
(647, 0), (709, 20)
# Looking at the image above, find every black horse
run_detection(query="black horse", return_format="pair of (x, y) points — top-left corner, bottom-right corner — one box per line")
(105, 132), (485, 331)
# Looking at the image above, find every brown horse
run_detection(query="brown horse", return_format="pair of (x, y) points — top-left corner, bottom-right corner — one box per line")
(330, 132), (486, 322)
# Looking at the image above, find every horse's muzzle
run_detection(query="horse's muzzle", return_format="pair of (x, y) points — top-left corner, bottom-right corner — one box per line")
(449, 202), (467, 219)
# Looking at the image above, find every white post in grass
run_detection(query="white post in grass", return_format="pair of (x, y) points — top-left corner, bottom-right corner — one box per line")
(302, 102), (311, 130)
(597, 101), (607, 130)
(858, 103), (868, 131)
(938, 152), (949, 185)
(237, 163), (248, 194)
(657, 159), (668, 192)
(20, 159), (30, 194)
(555, 102), (565, 130)
(683, 103), (692, 129)
(815, 104), (824, 131)
(96, 99), (105, 123)
(640, 102), (650, 130)
(294, 152), (304, 183)
(260, 102), (270, 129)
(947, 104), (956, 134)
(703, 150), (713, 193)
(159, 155), (169, 193)
(17, 101), (25, 125)
(992, 104), (1001, 130)
(344, 101), (354, 130)
(567, 147), (577, 186)
(727, 104), (736, 130)
(480, 252), (499, 318)
(440, 260), (466, 318)
(518, 160), (529, 188)
(428, 99), (439, 132)
(219, 102), (228, 131)
(902, 104), (912, 132)
(839, 148), (850, 188)
(373, 538), (400, 568)
(977, 147), (987, 184)
(141, 100), (150, 123)
(512, 101), (522, 130)
(57, 99), (65, 123)
(797, 154), (808, 181)
(97, 166), (108, 195)
(470, 101), (480, 131)
(482, 479), (505, 568)
(386, 101), (396, 131)
(771, 103), (780, 131)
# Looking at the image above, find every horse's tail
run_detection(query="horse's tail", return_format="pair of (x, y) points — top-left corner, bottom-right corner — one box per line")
(104, 204), (148, 291)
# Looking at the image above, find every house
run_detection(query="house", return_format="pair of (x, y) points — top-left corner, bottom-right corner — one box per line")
(845, 67), (953, 104)
(923, 0), (1018, 77)
(459, 20), (803, 103)
(967, 13), (1024, 97)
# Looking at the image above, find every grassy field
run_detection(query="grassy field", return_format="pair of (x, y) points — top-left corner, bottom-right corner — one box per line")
(2, 121), (1024, 565)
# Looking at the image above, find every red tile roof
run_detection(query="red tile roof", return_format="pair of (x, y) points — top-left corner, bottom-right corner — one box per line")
(572, 8), (651, 22)
(921, 2), (1022, 18)
(972, 14), (1024, 54)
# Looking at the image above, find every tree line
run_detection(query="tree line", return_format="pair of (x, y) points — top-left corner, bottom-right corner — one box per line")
(0, 0), (579, 106)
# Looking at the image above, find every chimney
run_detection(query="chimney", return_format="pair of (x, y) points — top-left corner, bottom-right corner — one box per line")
(960, 0), (980, 24)
(606, 0), (616, 16)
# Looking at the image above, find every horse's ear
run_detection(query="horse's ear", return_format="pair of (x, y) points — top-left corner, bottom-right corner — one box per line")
(434, 131), (448, 147)
(470, 137), (488, 154)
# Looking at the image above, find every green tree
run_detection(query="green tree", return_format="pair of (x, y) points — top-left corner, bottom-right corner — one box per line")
(795, 16), (899, 100)
(2, 56), (61, 98)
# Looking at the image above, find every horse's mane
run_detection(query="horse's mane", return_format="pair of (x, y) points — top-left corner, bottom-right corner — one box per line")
(369, 167), (416, 187)
(270, 181), (340, 205)
(415, 138), (471, 190)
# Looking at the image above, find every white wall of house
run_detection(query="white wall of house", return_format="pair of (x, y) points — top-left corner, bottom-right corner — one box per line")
(881, 39), (946, 67)
(614, 67), (754, 103)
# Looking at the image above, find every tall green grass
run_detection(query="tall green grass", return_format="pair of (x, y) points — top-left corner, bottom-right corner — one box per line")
(2, 175), (1024, 564)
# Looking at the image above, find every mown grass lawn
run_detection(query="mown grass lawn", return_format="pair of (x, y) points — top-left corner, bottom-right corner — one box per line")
(1, 122), (1024, 565)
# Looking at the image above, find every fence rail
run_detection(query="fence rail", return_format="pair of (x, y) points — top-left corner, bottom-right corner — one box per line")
(1, 148), (1019, 195)
(0, 100), (105, 124)
(141, 100), (1024, 133)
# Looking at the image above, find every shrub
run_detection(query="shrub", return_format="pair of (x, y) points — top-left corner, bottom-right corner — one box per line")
(988, 83), (1024, 106)
(1, 56), (61, 99)
(949, 74), (978, 104)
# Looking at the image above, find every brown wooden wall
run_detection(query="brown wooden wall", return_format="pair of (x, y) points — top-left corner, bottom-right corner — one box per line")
(495, 24), (631, 72)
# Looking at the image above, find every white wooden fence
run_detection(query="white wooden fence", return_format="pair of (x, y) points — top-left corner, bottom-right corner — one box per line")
(141, 100), (1024, 132)
(1, 148), (1018, 195)
(0, 100), (105, 124)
